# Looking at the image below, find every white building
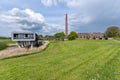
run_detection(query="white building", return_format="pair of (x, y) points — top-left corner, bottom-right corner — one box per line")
(12, 32), (39, 48)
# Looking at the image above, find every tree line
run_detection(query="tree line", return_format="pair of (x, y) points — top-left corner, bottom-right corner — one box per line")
(38, 31), (77, 41)
(38, 26), (120, 41)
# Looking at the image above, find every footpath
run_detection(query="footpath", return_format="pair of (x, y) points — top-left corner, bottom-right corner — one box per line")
(0, 41), (50, 59)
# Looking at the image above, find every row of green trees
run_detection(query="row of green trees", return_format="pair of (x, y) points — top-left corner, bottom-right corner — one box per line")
(54, 32), (65, 41)
(38, 31), (77, 41)
(54, 31), (77, 40)
(38, 26), (120, 41)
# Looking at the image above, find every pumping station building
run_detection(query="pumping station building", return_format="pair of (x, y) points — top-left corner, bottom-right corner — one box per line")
(12, 32), (39, 48)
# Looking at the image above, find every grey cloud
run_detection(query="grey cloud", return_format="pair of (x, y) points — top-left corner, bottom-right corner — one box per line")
(0, 8), (63, 35)
(41, 0), (120, 33)
(66, 0), (120, 33)
(17, 20), (45, 32)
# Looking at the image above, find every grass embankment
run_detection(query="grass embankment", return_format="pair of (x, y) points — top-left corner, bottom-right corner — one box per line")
(0, 38), (14, 50)
(0, 39), (120, 80)
(0, 39), (15, 44)
(0, 39), (15, 50)
(0, 42), (7, 50)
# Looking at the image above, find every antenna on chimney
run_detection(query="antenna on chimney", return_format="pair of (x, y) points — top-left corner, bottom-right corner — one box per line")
(65, 14), (68, 38)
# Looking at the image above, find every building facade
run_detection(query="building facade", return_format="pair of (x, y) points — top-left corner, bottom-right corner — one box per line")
(77, 33), (104, 39)
(12, 32), (39, 48)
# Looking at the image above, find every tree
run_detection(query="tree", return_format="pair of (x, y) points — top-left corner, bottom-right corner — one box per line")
(38, 34), (43, 40)
(68, 31), (77, 40)
(54, 32), (65, 41)
(44, 35), (54, 40)
(105, 26), (120, 38)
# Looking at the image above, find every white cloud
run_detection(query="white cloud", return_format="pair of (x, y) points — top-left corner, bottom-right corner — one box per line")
(64, 0), (81, 7)
(0, 8), (45, 24)
(42, 24), (64, 34)
(0, 8), (45, 31)
(41, 0), (59, 7)
(40, 0), (96, 7)
(1, 0), (120, 36)
(0, 8), (64, 36)
(69, 14), (93, 24)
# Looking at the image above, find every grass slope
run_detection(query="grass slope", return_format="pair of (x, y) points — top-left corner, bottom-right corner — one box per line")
(0, 39), (120, 80)
(0, 39), (15, 50)
(0, 42), (7, 50)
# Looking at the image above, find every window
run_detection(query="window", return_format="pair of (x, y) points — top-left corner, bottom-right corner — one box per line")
(14, 34), (18, 39)
(25, 34), (28, 38)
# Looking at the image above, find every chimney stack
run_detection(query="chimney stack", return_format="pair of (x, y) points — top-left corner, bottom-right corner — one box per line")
(65, 14), (68, 38)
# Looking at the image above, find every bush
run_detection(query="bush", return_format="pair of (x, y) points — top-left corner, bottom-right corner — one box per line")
(68, 35), (75, 40)
(68, 31), (77, 40)
(54, 32), (65, 41)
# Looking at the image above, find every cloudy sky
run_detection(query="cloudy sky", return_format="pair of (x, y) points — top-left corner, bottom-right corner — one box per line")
(0, 0), (120, 36)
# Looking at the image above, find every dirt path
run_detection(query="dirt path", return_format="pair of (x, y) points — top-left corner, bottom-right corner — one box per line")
(0, 41), (50, 59)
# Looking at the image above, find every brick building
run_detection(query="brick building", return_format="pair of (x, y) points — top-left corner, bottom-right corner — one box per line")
(77, 33), (104, 39)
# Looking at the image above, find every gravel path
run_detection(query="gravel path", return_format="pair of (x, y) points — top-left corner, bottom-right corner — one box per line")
(0, 41), (50, 59)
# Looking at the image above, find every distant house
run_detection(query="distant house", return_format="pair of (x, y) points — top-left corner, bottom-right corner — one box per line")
(12, 32), (39, 48)
(77, 33), (104, 39)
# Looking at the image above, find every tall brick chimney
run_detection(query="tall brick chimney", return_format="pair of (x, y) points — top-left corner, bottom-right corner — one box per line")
(65, 14), (68, 37)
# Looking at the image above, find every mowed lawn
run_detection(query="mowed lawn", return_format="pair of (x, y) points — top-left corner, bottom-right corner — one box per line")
(0, 39), (120, 80)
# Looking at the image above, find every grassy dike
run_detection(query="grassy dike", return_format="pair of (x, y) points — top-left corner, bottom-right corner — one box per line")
(0, 42), (7, 50)
(0, 39), (15, 50)
(0, 39), (120, 80)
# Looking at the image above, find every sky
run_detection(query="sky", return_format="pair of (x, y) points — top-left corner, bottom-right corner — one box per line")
(0, 0), (120, 37)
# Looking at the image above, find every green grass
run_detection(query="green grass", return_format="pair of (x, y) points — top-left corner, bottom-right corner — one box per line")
(0, 39), (15, 44)
(0, 39), (120, 80)
(0, 42), (7, 50)
(0, 39), (15, 50)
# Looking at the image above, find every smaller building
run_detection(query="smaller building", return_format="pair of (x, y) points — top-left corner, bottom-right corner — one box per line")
(12, 32), (39, 48)
(77, 33), (104, 39)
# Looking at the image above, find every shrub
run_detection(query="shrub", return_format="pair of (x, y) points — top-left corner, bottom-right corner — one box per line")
(68, 31), (77, 40)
